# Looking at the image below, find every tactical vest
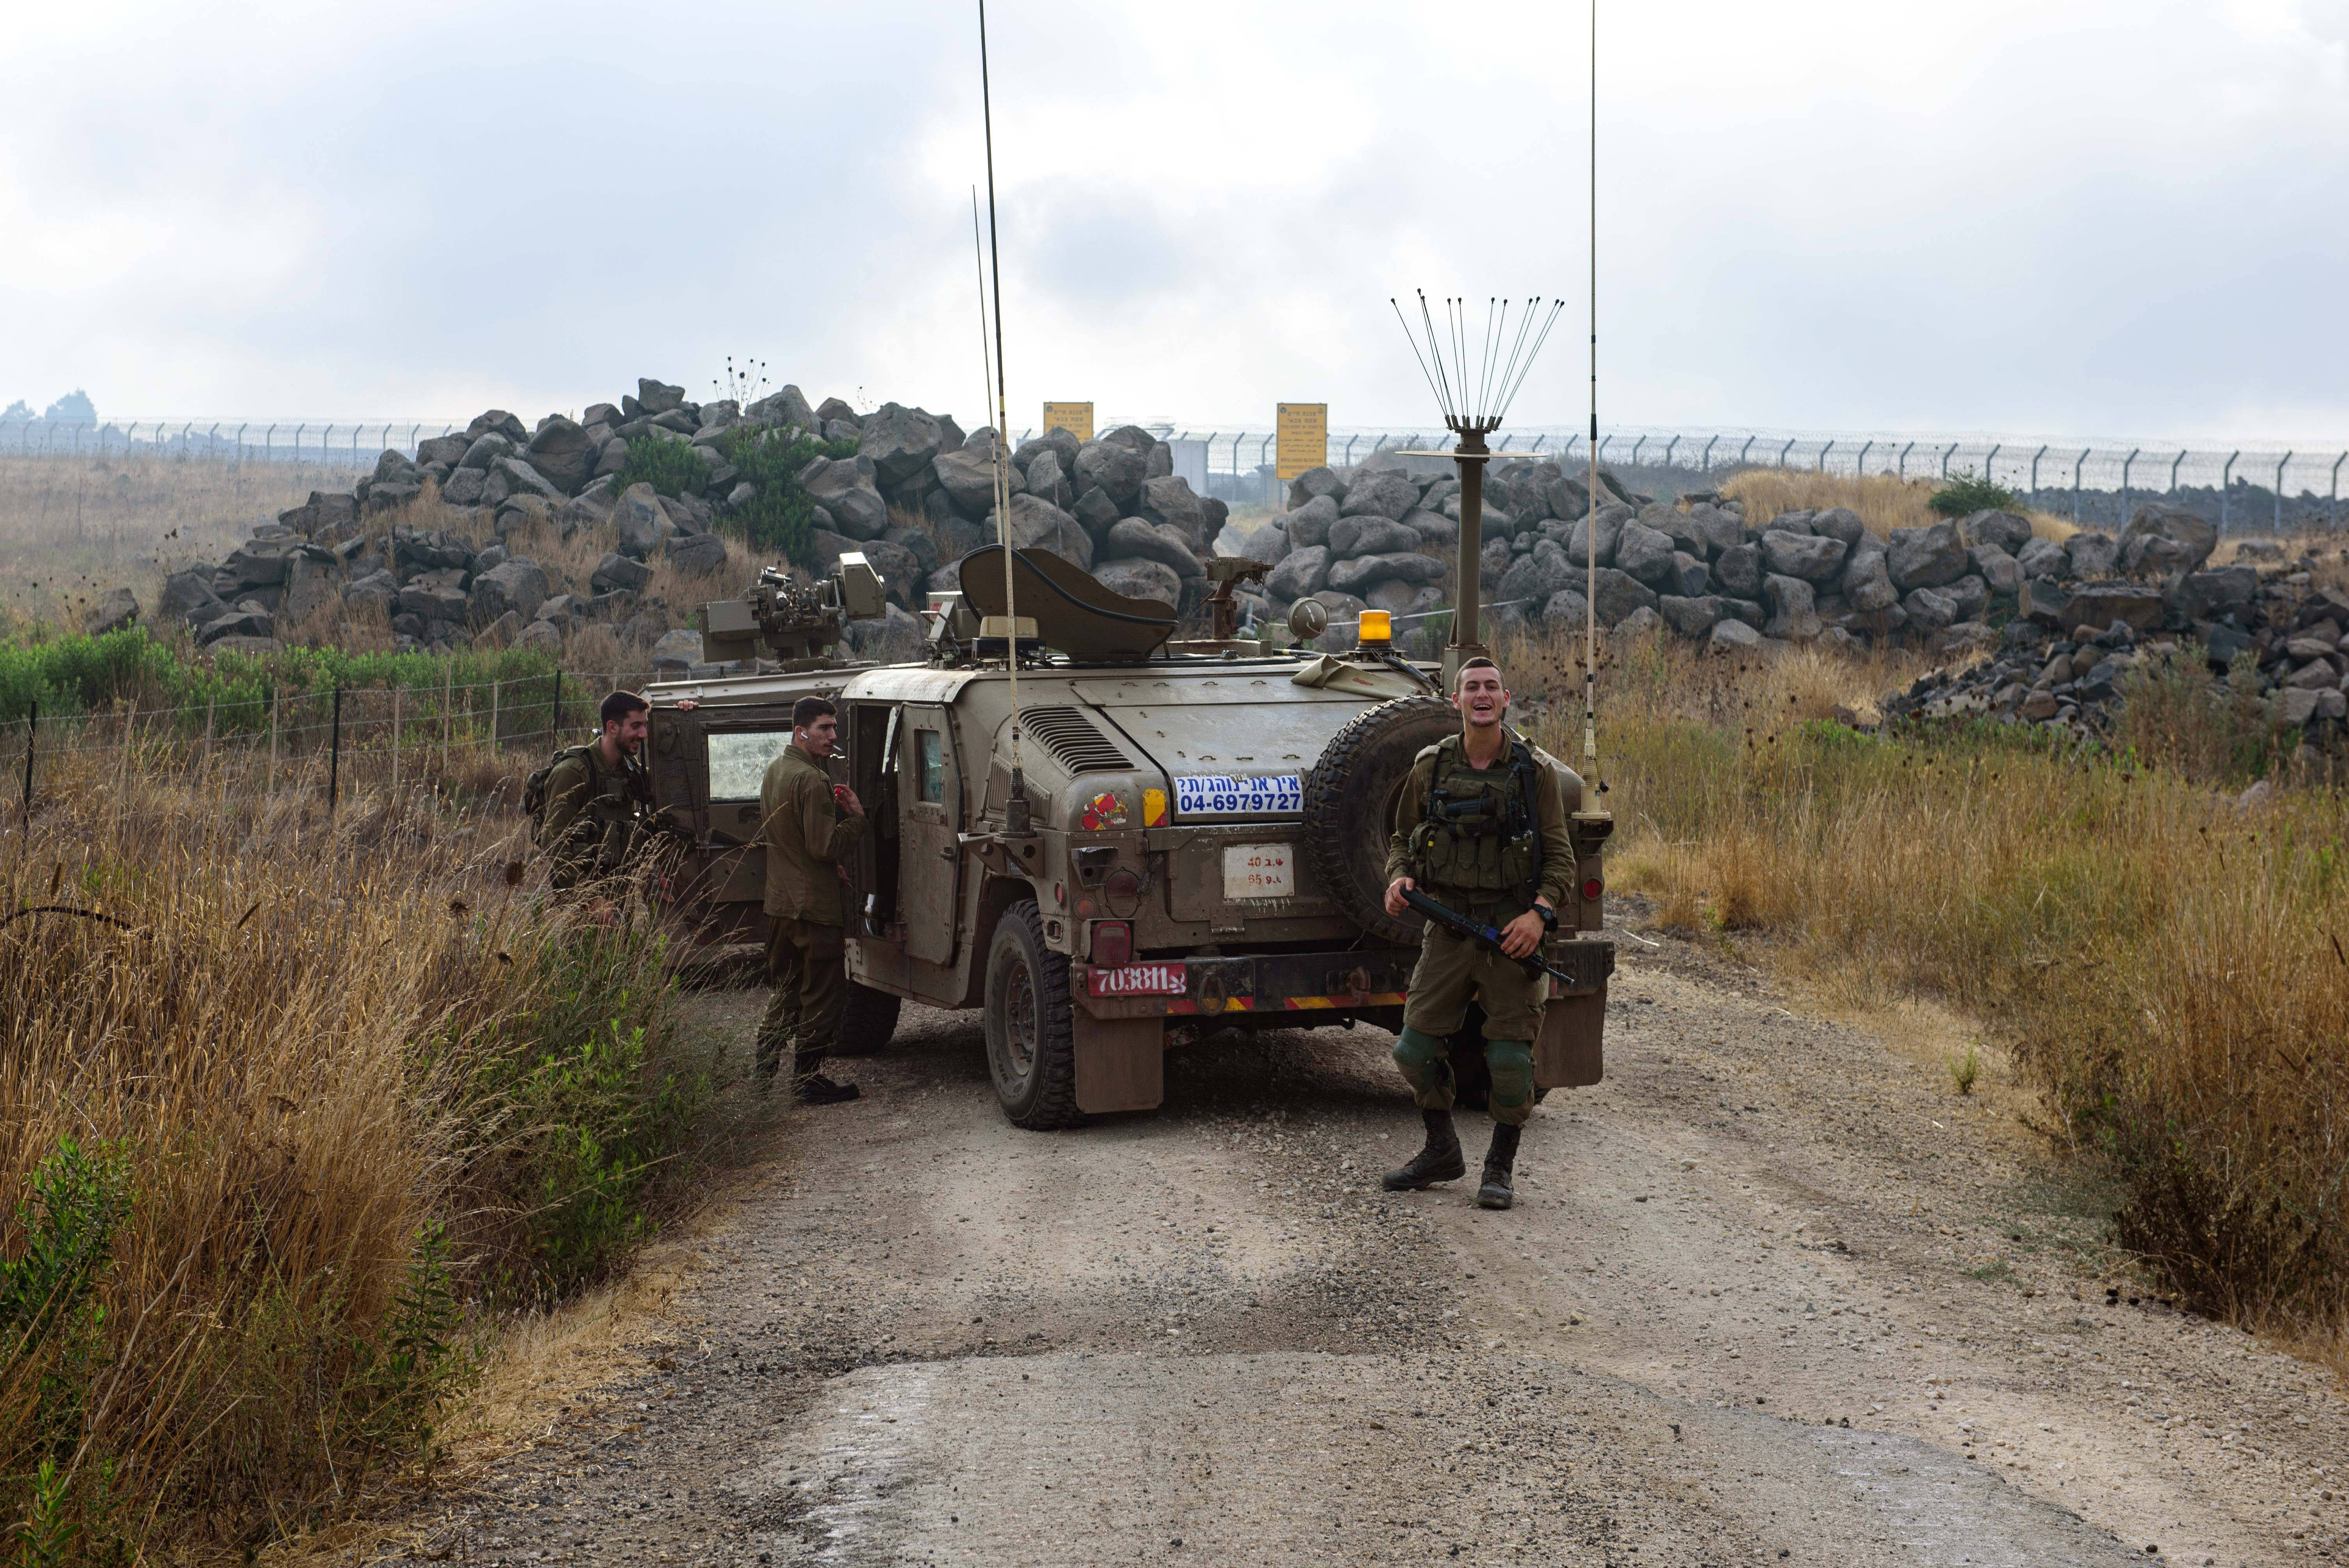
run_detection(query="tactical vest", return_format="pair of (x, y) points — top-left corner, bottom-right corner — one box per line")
(526, 743), (642, 856)
(1404, 733), (1542, 901)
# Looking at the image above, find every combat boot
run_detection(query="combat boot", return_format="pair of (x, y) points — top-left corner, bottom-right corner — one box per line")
(793, 1072), (861, 1106)
(1476, 1123), (1522, 1210)
(1382, 1109), (1466, 1190)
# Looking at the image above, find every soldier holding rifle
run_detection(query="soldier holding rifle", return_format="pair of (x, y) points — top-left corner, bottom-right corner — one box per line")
(1379, 657), (1574, 1210)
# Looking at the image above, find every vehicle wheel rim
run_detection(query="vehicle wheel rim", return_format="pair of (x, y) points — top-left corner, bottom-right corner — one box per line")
(996, 953), (1037, 1089)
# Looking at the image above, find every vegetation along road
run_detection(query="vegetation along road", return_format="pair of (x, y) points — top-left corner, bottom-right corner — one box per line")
(376, 932), (2345, 1568)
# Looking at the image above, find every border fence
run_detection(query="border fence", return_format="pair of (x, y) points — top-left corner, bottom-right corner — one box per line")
(9, 667), (638, 823)
(9, 413), (2346, 533)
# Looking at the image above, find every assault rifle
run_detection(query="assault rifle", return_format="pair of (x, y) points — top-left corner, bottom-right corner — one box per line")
(1402, 887), (1581, 988)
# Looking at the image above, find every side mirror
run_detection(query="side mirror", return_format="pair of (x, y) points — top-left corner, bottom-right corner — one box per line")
(1288, 598), (1330, 640)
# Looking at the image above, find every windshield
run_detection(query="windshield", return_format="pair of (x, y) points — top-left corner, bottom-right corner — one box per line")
(707, 730), (793, 802)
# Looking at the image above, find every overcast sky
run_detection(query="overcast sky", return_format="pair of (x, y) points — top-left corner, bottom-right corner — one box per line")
(5, 0), (2347, 444)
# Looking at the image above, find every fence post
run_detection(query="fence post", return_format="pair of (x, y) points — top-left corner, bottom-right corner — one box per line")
(2029, 445), (2048, 505)
(115, 703), (134, 825)
(2222, 451), (2239, 533)
(1855, 439), (1873, 477)
(490, 679), (501, 752)
(1897, 440), (1914, 481)
(442, 666), (453, 780)
(392, 686), (402, 796)
(1816, 438), (1834, 474)
(552, 667), (563, 743)
(19, 698), (34, 827)
(1630, 435), (1647, 467)
(2169, 451), (2184, 496)
(1777, 437), (1796, 468)
(2332, 453), (2346, 531)
(1985, 443), (2001, 489)
(1739, 435), (1756, 467)
(2121, 448), (2140, 525)
(2274, 453), (2292, 535)
(328, 686), (343, 812)
(1702, 435), (1718, 470)
(269, 688), (280, 789)
(2073, 449), (2090, 526)
(1662, 435), (1679, 468)
(1941, 442), (1959, 481)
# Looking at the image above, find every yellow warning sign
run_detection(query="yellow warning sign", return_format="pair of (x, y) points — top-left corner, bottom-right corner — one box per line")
(1043, 402), (1094, 442)
(1277, 403), (1328, 481)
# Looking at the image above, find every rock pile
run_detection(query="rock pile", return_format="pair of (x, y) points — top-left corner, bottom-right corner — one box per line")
(1212, 453), (1639, 635)
(1884, 545), (2349, 745)
(112, 375), (1237, 665)
(1214, 451), (2256, 674)
(888, 422), (1228, 611)
(146, 470), (728, 661)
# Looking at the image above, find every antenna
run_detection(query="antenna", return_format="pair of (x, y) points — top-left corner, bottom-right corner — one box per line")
(1584, 0), (1600, 777)
(1387, 292), (1564, 689)
(976, 0), (1032, 836)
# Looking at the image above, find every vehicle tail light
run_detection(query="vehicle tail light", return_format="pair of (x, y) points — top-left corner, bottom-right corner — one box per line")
(1104, 868), (1142, 899)
(1581, 877), (1604, 902)
(1092, 921), (1132, 967)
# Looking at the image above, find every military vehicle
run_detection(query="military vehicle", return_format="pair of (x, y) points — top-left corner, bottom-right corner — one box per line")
(641, 488), (1615, 1130)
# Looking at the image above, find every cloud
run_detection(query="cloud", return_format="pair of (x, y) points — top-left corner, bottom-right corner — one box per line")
(2, 0), (2346, 445)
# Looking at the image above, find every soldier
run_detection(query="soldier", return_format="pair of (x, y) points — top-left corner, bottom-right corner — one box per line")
(755, 695), (868, 1105)
(1379, 656), (1574, 1209)
(539, 691), (654, 892)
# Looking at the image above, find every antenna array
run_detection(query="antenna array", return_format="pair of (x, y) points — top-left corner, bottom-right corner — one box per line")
(1389, 292), (1566, 434)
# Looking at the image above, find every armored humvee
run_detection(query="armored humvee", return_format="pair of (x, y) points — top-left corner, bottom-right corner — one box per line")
(641, 529), (1615, 1130)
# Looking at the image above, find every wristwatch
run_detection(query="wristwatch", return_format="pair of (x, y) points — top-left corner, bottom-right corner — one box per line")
(1534, 901), (1558, 930)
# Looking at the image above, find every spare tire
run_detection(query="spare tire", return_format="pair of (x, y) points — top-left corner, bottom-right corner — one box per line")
(1301, 693), (1460, 946)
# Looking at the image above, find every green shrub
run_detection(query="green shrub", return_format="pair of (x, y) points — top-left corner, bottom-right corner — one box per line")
(610, 430), (857, 568)
(446, 913), (710, 1303)
(2, 1139), (136, 1564)
(1928, 469), (2022, 517)
(609, 434), (712, 502)
(716, 429), (859, 565)
(0, 627), (561, 731)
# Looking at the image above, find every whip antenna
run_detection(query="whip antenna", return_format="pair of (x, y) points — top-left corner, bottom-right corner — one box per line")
(976, 0), (1032, 834)
(1583, 0), (1600, 775)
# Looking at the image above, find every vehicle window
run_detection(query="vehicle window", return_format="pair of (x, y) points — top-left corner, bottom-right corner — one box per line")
(916, 731), (945, 803)
(707, 730), (793, 802)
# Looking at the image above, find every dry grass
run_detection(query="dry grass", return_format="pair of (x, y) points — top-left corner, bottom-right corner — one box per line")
(0, 455), (367, 626)
(1719, 469), (2076, 543)
(0, 737), (732, 1560)
(1507, 623), (2349, 1352)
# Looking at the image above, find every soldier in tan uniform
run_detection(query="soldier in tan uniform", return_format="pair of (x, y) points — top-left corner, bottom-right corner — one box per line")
(756, 695), (868, 1105)
(1379, 657), (1574, 1209)
(539, 691), (653, 891)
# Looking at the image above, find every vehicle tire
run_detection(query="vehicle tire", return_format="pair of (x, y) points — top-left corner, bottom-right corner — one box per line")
(830, 982), (902, 1057)
(1301, 693), (1461, 946)
(982, 899), (1083, 1130)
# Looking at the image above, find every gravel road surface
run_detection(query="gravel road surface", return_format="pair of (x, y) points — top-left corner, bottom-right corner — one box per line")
(383, 936), (2347, 1567)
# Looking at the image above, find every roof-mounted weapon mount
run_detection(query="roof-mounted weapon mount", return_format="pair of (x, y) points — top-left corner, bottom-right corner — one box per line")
(700, 554), (888, 670)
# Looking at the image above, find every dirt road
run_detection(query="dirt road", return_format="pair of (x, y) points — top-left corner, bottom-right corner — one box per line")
(396, 935), (2346, 1567)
